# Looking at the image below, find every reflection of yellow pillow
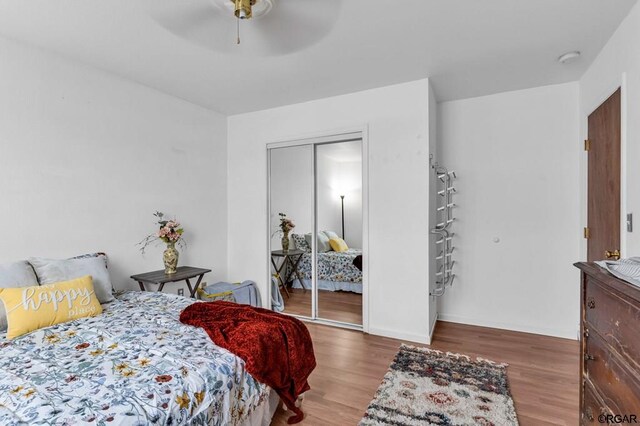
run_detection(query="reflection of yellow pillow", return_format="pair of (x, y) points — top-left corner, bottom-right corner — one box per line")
(0, 275), (102, 339)
(329, 238), (349, 252)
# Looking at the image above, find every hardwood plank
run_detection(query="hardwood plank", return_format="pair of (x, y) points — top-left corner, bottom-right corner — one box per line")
(271, 321), (579, 425)
(282, 288), (363, 325)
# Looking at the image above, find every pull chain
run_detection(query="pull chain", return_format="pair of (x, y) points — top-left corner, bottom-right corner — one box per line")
(237, 17), (241, 44)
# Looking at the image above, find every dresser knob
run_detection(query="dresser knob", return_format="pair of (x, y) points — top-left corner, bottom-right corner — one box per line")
(584, 328), (589, 338)
(587, 298), (596, 309)
(584, 353), (596, 361)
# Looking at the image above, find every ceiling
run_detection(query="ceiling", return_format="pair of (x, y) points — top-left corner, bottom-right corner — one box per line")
(0, 0), (636, 114)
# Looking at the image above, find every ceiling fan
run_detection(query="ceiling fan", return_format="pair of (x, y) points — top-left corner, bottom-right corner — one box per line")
(149, 0), (341, 56)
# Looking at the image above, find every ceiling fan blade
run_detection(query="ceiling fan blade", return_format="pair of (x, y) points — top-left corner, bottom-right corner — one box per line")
(148, 0), (342, 56)
(248, 0), (341, 54)
(150, 0), (219, 32)
(149, 0), (234, 50)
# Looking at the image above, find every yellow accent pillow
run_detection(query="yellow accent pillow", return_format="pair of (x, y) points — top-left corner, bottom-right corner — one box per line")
(0, 275), (102, 340)
(329, 238), (349, 252)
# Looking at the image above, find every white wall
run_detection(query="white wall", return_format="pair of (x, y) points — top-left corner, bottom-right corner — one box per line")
(269, 142), (363, 249)
(579, 1), (640, 258)
(316, 142), (363, 247)
(269, 145), (314, 249)
(437, 82), (581, 339)
(0, 36), (228, 293)
(228, 80), (432, 343)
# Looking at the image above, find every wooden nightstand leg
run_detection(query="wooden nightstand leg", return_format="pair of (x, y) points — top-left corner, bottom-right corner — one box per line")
(290, 254), (306, 292)
(138, 281), (145, 291)
(193, 274), (205, 297)
(279, 275), (290, 298)
(157, 282), (165, 292)
(185, 278), (194, 298)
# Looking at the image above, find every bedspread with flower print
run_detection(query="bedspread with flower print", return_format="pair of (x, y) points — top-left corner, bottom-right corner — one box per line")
(0, 291), (268, 425)
(297, 249), (363, 284)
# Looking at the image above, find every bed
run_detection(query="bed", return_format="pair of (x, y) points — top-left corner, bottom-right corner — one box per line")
(292, 249), (363, 294)
(0, 291), (279, 426)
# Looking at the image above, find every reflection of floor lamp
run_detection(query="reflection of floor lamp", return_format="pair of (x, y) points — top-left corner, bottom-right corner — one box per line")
(340, 195), (345, 239)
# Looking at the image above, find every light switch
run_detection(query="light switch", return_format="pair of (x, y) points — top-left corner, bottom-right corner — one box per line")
(627, 213), (633, 232)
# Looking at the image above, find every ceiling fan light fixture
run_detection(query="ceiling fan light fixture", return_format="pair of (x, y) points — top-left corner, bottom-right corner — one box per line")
(233, 0), (255, 19)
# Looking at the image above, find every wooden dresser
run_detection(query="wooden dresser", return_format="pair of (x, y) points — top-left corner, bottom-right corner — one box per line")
(574, 262), (640, 424)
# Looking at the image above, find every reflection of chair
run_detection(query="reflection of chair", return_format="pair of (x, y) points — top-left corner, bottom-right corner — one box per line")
(270, 249), (305, 298)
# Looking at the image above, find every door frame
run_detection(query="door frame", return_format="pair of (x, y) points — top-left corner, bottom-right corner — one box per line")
(265, 125), (370, 333)
(581, 73), (627, 260)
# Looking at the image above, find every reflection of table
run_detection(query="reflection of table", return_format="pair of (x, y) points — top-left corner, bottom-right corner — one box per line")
(131, 266), (211, 298)
(270, 250), (305, 298)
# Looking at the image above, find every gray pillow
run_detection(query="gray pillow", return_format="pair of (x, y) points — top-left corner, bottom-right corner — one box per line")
(29, 256), (114, 304)
(0, 260), (39, 332)
(305, 232), (332, 253)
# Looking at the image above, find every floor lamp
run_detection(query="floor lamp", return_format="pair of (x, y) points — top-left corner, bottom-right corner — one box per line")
(340, 195), (345, 239)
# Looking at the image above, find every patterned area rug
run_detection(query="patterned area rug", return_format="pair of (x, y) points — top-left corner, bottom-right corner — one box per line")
(360, 344), (519, 426)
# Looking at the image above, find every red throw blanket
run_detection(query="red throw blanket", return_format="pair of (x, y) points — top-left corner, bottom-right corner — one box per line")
(179, 301), (316, 424)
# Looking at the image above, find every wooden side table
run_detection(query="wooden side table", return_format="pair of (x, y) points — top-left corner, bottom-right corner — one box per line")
(131, 266), (211, 298)
(270, 250), (305, 298)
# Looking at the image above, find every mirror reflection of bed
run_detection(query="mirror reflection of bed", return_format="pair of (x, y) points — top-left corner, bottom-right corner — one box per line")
(289, 230), (363, 324)
(269, 139), (363, 327)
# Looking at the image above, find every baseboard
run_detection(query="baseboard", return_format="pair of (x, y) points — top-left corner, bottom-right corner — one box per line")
(368, 327), (429, 344)
(437, 313), (579, 340)
(428, 313), (438, 344)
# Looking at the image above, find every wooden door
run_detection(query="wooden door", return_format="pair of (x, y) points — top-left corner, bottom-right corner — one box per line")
(587, 89), (621, 262)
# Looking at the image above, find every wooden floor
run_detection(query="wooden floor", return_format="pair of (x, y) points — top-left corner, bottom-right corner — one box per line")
(271, 321), (579, 426)
(283, 288), (363, 325)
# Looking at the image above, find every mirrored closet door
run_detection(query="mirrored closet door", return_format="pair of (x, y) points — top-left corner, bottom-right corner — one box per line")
(268, 135), (364, 328)
(316, 141), (363, 324)
(268, 144), (313, 318)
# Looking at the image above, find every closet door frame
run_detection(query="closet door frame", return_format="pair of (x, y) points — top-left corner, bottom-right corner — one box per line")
(266, 126), (369, 333)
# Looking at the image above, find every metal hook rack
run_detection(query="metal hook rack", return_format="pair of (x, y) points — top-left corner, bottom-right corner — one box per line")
(430, 156), (456, 297)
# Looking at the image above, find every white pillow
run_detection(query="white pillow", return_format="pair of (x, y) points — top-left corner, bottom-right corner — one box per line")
(305, 232), (332, 253)
(29, 256), (114, 304)
(0, 260), (39, 332)
(323, 230), (340, 240)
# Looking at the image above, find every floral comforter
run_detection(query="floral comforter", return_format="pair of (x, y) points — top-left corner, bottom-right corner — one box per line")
(0, 291), (269, 426)
(297, 249), (363, 284)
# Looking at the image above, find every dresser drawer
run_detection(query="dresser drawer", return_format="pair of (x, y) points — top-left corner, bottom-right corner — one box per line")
(584, 329), (640, 414)
(582, 380), (611, 425)
(585, 275), (640, 371)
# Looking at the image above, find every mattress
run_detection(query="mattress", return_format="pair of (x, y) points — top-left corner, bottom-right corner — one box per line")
(0, 291), (272, 425)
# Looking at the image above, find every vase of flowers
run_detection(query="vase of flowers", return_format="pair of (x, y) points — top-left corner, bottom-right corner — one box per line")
(278, 213), (295, 252)
(139, 211), (185, 274)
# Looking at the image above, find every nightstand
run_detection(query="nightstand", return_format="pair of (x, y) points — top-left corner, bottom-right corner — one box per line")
(270, 250), (305, 298)
(131, 266), (211, 298)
